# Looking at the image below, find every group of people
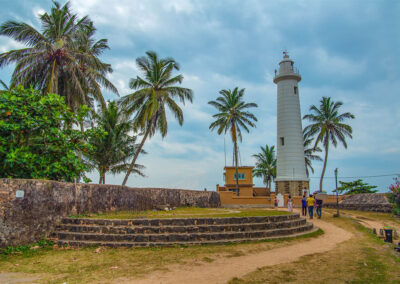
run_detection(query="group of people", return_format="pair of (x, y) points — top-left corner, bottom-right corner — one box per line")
(301, 194), (323, 219)
(273, 193), (323, 219)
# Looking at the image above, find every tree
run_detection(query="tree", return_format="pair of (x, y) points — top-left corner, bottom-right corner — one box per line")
(209, 87), (258, 192)
(303, 97), (355, 191)
(0, 86), (100, 182)
(0, 1), (117, 111)
(120, 51), (193, 186)
(252, 145), (276, 190)
(334, 179), (378, 195)
(387, 175), (400, 215)
(303, 128), (322, 177)
(85, 101), (146, 184)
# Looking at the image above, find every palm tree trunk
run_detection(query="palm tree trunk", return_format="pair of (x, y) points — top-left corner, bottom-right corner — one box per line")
(47, 59), (56, 94)
(77, 122), (85, 183)
(234, 138), (240, 196)
(122, 127), (150, 186)
(320, 143), (329, 191)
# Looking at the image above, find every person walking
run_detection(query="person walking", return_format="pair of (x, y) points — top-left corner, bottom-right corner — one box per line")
(315, 198), (323, 219)
(306, 195), (315, 219)
(301, 195), (307, 216)
(288, 195), (293, 212)
(274, 197), (278, 208)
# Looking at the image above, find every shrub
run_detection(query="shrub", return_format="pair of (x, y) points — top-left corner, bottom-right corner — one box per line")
(0, 86), (102, 182)
(387, 176), (400, 215)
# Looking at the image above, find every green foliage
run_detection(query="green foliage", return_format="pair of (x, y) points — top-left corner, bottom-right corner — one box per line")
(85, 101), (146, 184)
(252, 144), (276, 189)
(208, 87), (258, 188)
(0, 1), (117, 111)
(303, 97), (355, 191)
(334, 179), (378, 195)
(119, 51), (193, 185)
(387, 176), (400, 215)
(0, 238), (54, 256)
(303, 128), (322, 177)
(0, 86), (102, 181)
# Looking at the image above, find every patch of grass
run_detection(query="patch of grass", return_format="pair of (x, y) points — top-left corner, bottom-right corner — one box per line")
(228, 212), (400, 284)
(0, 239), (54, 258)
(72, 207), (291, 219)
(0, 225), (321, 283)
(202, 256), (214, 263)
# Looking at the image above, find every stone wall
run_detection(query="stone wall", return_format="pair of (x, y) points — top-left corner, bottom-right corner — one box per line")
(324, 193), (392, 213)
(0, 179), (220, 247)
(275, 180), (309, 197)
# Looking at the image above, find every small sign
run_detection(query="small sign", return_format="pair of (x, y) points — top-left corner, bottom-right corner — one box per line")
(16, 190), (24, 198)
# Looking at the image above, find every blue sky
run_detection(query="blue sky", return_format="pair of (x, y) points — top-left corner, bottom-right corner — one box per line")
(1, 0), (399, 192)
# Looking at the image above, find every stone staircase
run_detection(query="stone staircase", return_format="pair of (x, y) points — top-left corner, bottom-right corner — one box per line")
(53, 213), (315, 247)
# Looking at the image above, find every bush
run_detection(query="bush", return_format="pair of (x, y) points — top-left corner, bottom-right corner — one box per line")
(0, 86), (101, 182)
(387, 176), (400, 215)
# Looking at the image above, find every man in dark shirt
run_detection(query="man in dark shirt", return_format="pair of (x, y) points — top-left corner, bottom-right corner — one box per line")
(315, 198), (323, 219)
(301, 195), (307, 216)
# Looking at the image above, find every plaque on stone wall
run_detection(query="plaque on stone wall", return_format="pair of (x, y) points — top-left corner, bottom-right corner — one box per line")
(16, 190), (24, 198)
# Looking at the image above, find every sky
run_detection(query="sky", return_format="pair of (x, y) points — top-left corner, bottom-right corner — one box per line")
(0, 0), (399, 193)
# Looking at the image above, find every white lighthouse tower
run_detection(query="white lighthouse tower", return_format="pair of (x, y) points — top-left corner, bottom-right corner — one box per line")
(273, 52), (309, 196)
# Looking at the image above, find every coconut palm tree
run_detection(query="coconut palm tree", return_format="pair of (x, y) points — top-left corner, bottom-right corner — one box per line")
(252, 145), (276, 190)
(303, 97), (355, 191)
(0, 1), (117, 110)
(85, 101), (146, 184)
(120, 51), (193, 186)
(0, 79), (9, 90)
(303, 128), (322, 177)
(209, 87), (258, 192)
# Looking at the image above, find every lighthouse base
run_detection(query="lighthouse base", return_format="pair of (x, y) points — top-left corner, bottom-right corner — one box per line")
(275, 180), (310, 197)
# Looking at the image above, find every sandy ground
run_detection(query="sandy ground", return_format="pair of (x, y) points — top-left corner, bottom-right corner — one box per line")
(128, 211), (353, 284)
(0, 272), (42, 284)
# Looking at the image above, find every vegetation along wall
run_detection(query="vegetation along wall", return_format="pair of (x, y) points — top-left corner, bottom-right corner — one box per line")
(0, 179), (220, 247)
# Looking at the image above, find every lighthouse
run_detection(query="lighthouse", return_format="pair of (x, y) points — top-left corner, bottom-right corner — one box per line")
(273, 52), (309, 196)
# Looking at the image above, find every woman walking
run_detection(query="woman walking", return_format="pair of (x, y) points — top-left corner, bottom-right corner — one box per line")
(288, 195), (293, 212)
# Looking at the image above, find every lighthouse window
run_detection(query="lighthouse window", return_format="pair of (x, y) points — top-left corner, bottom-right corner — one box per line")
(280, 137), (284, 146)
(294, 86), (297, 94)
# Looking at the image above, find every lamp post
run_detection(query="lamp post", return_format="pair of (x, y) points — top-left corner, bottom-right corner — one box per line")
(335, 168), (340, 217)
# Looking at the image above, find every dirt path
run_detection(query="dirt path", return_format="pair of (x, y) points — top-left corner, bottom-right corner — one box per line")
(129, 215), (353, 284)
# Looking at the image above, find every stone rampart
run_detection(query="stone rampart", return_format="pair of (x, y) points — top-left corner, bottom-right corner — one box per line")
(0, 179), (220, 247)
(324, 193), (392, 213)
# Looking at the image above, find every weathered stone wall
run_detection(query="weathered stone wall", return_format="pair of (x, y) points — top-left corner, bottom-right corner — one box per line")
(324, 193), (393, 213)
(0, 179), (220, 247)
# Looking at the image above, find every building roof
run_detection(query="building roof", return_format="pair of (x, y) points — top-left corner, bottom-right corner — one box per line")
(224, 166), (254, 169)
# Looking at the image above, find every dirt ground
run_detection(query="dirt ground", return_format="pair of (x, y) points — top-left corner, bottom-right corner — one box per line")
(125, 209), (353, 284)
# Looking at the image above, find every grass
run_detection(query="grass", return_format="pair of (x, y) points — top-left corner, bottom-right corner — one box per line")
(0, 226), (321, 283)
(228, 209), (400, 284)
(2, 208), (399, 283)
(71, 207), (290, 219)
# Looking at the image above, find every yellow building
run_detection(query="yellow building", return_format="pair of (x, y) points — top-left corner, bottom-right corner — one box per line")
(217, 166), (272, 206)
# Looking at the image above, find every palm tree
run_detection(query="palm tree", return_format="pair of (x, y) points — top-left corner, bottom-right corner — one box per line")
(0, 1), (117, 110)
(303, 97), (355, 191)
(0, 79), (9, 90)
(209, 87), (258, 192)
(85, 101), (146, 184)
(252, 145), (276, 190)
(303, 128), (322, 177)
(120, 51), (193, 186)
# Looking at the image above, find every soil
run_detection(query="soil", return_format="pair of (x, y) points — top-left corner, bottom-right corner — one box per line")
(126, 210), (353, 284)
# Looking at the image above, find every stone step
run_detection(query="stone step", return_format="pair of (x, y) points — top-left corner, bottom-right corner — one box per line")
(55, 223), (313, 243)
(57, 224), (317, 247)
(61, 214), (299, 227)
(56, 219), (306, 234)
